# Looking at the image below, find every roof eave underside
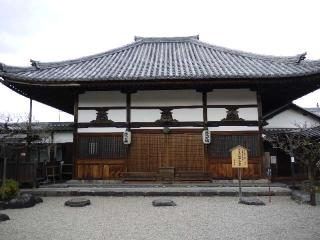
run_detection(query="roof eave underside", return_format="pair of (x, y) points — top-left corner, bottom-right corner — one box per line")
(2, 74), (320, 116)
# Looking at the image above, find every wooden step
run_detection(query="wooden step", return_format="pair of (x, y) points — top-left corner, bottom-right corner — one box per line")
(175, 172), (211, 181)
(121, 172), (159, 181)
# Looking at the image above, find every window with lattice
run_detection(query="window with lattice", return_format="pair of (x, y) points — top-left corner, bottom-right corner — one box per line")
(78, 135), (126, 159)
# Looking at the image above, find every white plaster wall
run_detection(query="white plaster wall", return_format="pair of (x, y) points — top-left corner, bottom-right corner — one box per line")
(53, 132), (73, 143)
(78, 128), (126, 133)
(79, 91), (125, 107)
(172, 109), (203, 121)
(238, 108), (258, 120)
(207, 108), (258, 121)
(207, 89), (257, 105)
(131, 109), (161, 122)
(266, 109), (320, 128)
(131, 90), (202, 106)
(131, 108), (203, 122)
(209, 126), (259, 131)
(208, 108), (228, 121)
(78, 109), (126, 122)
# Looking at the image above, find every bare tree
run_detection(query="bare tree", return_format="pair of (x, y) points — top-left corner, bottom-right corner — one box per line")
(0, 113), (25, 199)
(265, 125), (320, 205)
(1, 112), (49, 197)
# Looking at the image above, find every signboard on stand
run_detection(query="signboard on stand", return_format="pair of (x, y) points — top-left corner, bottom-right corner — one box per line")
(230, 145), (249, 200)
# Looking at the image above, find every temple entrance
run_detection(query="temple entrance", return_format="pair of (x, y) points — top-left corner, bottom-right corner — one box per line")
(127, 131), (206, 174)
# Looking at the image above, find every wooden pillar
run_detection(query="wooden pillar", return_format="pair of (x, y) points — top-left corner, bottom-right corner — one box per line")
(1, 144), (7, 199)
(27, 99), (37, 188)
(202, 91), (208, 173)
(202, 91), (208, 127)
(256, 88), (265, 178)
(126, 93), (131, 129)
(72, 93), (79, 179)
(125, 92), (132, 172)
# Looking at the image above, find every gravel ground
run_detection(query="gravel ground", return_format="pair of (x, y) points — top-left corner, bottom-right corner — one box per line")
(0, 196), (319, 240)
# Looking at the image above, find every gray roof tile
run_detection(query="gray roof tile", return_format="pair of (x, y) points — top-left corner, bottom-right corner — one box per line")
(1, 35), (320, 82)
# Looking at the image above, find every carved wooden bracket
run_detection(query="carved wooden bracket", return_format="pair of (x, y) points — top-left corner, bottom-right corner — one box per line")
(156, 107), (178, 123)
(90, 108), (114, 124)
(222, 106), (244, 121)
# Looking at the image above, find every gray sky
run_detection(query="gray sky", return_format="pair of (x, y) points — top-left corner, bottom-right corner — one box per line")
(0, 0), (319, 122)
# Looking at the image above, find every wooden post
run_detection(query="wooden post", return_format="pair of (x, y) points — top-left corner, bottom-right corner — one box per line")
(202, 91), (208, 172)
(202, 91), (208, 127)
(126, 93), (131, 129)
(1, 144), (7, 200)
(72, 93), (79, 179)
(238, 168), (242, 200)
(256, 88), (265, 178)
(26, 99), (37, 188)
(125, 93), (131, 172)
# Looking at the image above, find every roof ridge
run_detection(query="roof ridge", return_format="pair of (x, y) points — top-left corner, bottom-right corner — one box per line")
(25, 40), (145, 71)
(28, 36), (201, 71)
(190, 39), (310, 64)
(134, 35), (199, 42)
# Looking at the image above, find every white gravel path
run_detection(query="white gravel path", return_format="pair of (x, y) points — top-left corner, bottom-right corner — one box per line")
(0, 196), (319, 240)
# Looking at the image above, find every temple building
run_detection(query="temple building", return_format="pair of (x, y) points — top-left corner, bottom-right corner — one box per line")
(1, 35), (320, 181)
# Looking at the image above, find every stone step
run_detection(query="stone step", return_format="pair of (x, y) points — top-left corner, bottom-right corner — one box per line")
(38, 180), (287, 189)
(21, 186), (291, 197)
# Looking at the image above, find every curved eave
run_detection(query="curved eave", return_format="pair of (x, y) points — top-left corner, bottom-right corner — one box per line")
(2, 70), (320, 86)
(1, 78), (76, 114)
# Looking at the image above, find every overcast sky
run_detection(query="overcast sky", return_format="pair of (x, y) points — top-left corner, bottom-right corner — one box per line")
(0, 0), (319, 122)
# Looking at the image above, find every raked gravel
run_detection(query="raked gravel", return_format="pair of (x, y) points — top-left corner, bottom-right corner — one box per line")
(0, 196), (319, 240)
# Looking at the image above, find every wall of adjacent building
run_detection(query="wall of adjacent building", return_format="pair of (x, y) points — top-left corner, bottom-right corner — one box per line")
(265, 108), (320, 128)
(52, 132), (73, 143)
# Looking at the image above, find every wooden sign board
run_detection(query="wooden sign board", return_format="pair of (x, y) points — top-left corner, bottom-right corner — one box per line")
(230, 145), (248, 168)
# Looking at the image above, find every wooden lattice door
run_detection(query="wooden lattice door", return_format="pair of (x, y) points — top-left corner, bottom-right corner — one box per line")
(127, 132), (205, 173)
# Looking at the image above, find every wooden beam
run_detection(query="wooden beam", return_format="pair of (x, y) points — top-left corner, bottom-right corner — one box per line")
(78, 120), (259, 128)
(78, 104), (257, 110)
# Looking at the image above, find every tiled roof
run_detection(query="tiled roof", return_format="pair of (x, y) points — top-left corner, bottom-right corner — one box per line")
(1, 35), (320, 82)
(264, 126), (320, 139)
(0, 122), (73, 133)
(305, 107), (320, 116)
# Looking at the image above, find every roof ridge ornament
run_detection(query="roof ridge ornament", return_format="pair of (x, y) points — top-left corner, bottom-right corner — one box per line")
(0, 63), (7, 72)
(296, 52), (307, 64)
(30, 59), (41, 69)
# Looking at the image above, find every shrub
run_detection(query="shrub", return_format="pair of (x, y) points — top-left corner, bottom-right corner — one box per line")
(0, 179), (20, 201)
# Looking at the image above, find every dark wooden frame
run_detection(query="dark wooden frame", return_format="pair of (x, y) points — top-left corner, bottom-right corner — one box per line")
(77, 121), (260, 128)
(72, 93), (79, 178)
(78, 104), (258, 110)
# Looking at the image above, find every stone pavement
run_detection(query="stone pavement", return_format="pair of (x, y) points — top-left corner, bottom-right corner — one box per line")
(21, 182), (291, 197)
